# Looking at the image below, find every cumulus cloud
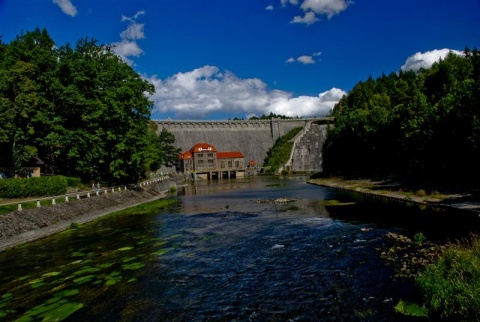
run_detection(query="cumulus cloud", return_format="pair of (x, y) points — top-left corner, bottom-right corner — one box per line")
(146, 65), (346, 119)
(52, 0), (77, 17)
(401, 48), (464, 72)
(112, 10), (146, 65)
(286, 51), (321, 64)
(292, 11), (319, 25)
(265, 5), (274, 10)
(279, 0), (351, 25)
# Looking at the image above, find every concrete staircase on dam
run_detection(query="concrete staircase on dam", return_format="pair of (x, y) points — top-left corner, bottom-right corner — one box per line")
(282, 122), (329, 173)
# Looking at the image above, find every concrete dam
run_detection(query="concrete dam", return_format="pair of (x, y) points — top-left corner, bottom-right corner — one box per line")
(154, 118), (333, 172)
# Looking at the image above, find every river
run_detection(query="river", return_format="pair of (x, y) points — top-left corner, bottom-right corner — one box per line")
(0, 175), (478, 321)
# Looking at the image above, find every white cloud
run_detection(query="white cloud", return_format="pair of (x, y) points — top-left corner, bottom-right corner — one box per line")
(286, 52), (321, 64)
(146, 66), (346, 119)
(301, 0), (350, 18)
(291, 11), (319, 25)
(297, 55), (315, 64)
(266, 5), (274, 10)
(113, 10), (146, 65)
(52, 0), (77, 17)
(285, 0), (351, 25)
(120, 23), (145, 40)
(401, 48), (464, 72)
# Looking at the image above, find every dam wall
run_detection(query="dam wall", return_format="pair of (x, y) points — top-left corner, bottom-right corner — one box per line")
(154, 118), (333, 168)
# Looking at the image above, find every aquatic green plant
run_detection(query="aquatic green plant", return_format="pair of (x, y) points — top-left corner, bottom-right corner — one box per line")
(323, 199), (356, 206)
(394, 300), (428, 317)
(413, 232), (426, 247)
(122, 262), (145, 270)
(14, 289), (82, 321)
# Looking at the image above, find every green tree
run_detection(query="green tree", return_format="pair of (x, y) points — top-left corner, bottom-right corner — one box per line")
(0, 28), (179, 184)
(0, 28), (57, 172)
(52, 37), (155, 183)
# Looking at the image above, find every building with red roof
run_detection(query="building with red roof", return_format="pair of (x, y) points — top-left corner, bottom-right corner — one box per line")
(177, 143), (245, 179)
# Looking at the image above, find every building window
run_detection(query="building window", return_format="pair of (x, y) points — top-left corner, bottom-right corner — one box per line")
(221, 161), (225, 168)
(208, 159), (214, 165)
(235, 161), (239, 168)
(208, 153), (213, 157)
(197, 153), (204, 158)
(228, 161), (232, 168)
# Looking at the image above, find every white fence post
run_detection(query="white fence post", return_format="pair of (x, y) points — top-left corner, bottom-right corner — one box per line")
(37, 200), (41, 208)
(52, 198), (56, 205)
(18, 203), (22, 211)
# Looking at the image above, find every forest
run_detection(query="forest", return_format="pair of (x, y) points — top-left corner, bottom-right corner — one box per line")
(0, 28), (179, 185)
(323, 47), (480, 188)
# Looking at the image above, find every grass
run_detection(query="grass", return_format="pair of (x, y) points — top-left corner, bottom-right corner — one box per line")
(415, 234), (480, 321)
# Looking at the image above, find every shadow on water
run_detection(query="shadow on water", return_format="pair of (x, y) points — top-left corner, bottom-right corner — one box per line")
(0, 175), (478, 321)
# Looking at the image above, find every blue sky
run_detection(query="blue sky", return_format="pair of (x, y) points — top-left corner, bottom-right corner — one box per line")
(0, 0), (479, 120)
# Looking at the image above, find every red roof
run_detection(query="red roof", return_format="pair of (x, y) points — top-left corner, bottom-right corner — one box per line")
(190, 143), (217, 153)
(178, 151), (193, 159)
(217, 151), (244, 159)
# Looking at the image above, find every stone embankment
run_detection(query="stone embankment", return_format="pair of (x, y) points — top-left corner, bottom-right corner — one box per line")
(0, 179), (177, 252)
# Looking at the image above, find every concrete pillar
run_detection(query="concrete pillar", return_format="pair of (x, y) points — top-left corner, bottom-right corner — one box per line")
(65, 196), (69, 203)
(87, 192), (91, 198)
(104, 189), (107, 194)
(96, 190), (99, 196)
(111, 187), (114, 193)
(52, 198), (56, 205)
(18, 203), (22, 211)
(77, 194), (80, 200)
(37, 200), (41, 207)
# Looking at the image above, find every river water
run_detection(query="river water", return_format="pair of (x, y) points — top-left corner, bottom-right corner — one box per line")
(0, 175), (479, 321)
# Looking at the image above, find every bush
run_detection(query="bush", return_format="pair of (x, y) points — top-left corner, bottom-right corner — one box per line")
(66, 177), (82, 188)
(0, 176), (68, 198)
(415, 235), (480, 321)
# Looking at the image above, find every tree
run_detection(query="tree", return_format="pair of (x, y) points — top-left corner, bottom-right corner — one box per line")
(0, 28), (178, 184)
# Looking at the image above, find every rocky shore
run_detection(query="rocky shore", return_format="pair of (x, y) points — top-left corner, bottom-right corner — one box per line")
(0, 182), (173, 252)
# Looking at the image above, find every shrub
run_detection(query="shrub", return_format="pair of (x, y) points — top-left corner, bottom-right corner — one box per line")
(66, 177), (82, 188)
(0, 176), (68, 198)
(416, 189), (427, 197)
(415, 235), (480, 321)
(414, 232), (426, 247)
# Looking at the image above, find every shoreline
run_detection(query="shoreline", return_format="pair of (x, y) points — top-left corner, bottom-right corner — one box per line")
(307, 177), (480, 213)
(0, 185), (169, 253)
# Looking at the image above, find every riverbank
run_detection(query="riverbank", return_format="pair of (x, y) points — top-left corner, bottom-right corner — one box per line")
(0, 183), (172, 253)
(307, 176), (480, 213)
